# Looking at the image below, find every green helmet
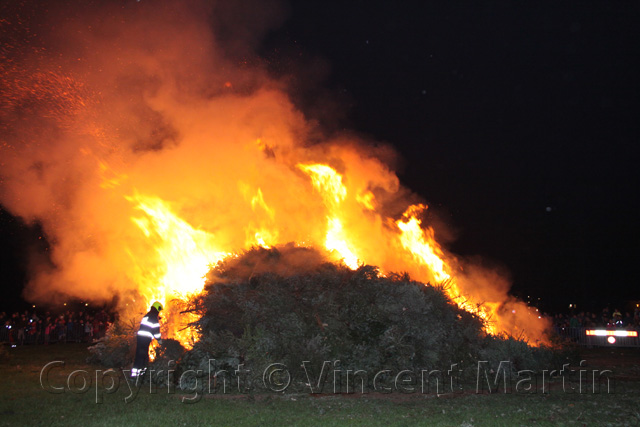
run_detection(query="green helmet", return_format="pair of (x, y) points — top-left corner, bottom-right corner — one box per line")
(152, 301), (164, 312)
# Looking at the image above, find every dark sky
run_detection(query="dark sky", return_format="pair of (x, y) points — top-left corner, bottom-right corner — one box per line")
(1, 1), (639, 313)
(258, 1), (640, 311)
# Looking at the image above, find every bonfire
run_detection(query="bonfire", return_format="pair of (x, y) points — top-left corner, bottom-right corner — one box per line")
(0, 1), (549, 364)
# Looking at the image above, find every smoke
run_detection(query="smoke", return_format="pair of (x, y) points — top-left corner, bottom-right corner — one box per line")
(0, 0), (549, 341)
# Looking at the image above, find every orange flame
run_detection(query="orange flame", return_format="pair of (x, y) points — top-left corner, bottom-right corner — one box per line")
(298, 163), (360, 269)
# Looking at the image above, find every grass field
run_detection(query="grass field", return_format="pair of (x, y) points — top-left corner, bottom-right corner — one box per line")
(1, 344), (639, 426)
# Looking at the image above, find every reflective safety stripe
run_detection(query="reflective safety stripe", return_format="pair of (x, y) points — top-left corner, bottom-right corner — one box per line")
(140, 317), (160, 328)
(154, 333), (161, 339)
(131, 368), (146, 378)
(137, 330), (155, 339)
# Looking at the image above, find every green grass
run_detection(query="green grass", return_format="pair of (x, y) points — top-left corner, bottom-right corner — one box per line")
(1, 344), (640, 426)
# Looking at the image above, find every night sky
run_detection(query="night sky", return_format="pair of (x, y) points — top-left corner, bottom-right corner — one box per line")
(1, 1), (639, 313)
(262, 1), (640, 311)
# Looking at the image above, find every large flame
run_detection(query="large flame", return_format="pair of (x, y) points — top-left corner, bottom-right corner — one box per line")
(127, 193), (225, 301)
(298, 163), (360, 269)
(0, 1), (549, 346)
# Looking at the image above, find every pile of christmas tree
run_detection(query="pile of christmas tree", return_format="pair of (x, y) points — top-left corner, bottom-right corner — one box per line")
(175, 245), (560, 391)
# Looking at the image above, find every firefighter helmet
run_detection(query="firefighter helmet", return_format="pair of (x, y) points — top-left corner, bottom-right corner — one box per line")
(152, 301), (164, 312)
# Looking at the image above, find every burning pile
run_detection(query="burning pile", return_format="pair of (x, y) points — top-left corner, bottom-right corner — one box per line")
(177, 246), (558, 392)
(0, 1), (549, 349)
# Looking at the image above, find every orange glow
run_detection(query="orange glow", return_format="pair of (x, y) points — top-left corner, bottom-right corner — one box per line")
(356, 191), (376, 211)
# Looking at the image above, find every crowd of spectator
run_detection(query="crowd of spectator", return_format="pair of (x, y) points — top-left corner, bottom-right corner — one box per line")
(1, 308), (112, 347)
(552, 306), (640, 332)
(3, 304), (638, 347)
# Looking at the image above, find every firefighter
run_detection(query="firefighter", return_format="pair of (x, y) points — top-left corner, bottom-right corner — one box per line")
(131, 301), (163, 379)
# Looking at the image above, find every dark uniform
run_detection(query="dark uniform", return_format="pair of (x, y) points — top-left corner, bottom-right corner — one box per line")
(131, 306), (162, 378)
